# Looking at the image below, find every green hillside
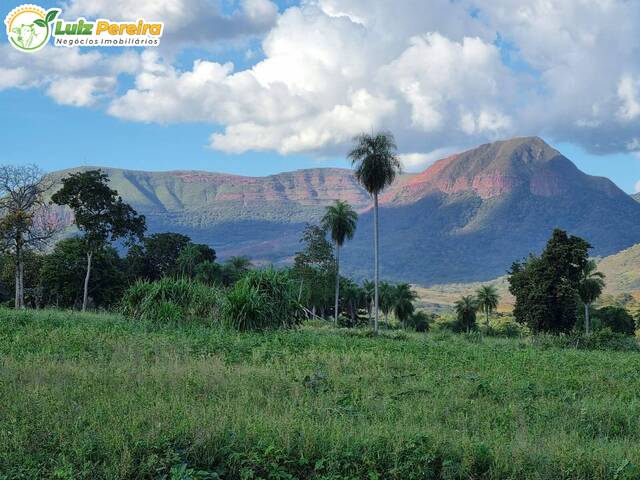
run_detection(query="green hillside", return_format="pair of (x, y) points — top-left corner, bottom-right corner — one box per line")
(598, 243), (640, 296)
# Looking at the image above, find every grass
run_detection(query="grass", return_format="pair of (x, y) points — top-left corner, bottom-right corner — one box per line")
(1, 309), (640, 479)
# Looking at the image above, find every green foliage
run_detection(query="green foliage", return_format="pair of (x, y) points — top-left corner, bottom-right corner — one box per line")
(406, 310), (433, 332)
(222, 269), (304, 331)
(2, 309), (640, 479)
(393, 283), (417, 327)
(40, 238), (125, 309)
(348, 131), (401, 196)
(483, 316), (528, 338)
(476, 284), (499, 325)
(120, 277), (223, 323)
(126, 232), (192, 280)
(177, 243), (216, 277)
(509, 229), (592, 333)
(593, 306), (636, 336)
(454, 295), (478, 333)
(321, 200), (358, 247)
(52, 169), (145, 250)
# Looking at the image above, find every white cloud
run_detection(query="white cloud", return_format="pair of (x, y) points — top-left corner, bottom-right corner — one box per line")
(3, 0), (640, 159)
(47, 76), (116, 107)
(399, 147), (459, 171)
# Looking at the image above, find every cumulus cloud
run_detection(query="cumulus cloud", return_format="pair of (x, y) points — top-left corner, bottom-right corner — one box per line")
(62, 0), (278, 51)
(4, 0), (640, 159)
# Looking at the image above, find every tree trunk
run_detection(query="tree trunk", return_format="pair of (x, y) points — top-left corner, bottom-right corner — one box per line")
(585, 303), (590, 335)
(373, 193), (379, 334)
(82, 251), (93, 313)
(334, 243), (340, 326)
(14, 243), (24, 309)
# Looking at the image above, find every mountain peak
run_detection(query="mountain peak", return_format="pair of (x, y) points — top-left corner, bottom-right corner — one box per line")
(383, 136), (571, 203)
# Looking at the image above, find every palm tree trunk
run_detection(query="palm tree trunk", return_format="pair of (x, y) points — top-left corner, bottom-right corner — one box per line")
(585, 303), (590, 335)
(373, 192), (379, 334)
(82, 251), (92, 313)
(334, 243), (340, 326)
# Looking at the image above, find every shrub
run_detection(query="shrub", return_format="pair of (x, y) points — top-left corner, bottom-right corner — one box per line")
(432, 313), (466, 333)
(593, 306), (635, 336)
(483, 316), (528, 338)
(406, 311), (433, 332)
(120, 277), (224, 323)
(222, 269), (303, 331)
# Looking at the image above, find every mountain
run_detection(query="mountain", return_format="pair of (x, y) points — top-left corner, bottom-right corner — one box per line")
(598, 243), (640, 296)
(633, 193), (640, 203)
(51, 137), (640, 284)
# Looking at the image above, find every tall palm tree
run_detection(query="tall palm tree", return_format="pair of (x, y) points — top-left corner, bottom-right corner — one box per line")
(348, 131), (401, 333)
(454, 295), (478, 333)
(578, 259), (605, 335)
(322, 200), (358, 325)
(393, 283), (417, 329)
(476, 285), (499, 326)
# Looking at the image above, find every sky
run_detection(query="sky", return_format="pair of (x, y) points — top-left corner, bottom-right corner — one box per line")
(1, 0), (639, 192)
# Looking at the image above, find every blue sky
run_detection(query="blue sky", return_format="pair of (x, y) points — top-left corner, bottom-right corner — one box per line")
(1, 0), (639, 192)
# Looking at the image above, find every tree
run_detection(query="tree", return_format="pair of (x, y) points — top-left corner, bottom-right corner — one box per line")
(321, 200), (358, 325)
(379, 281), (395, 327)
(578, 259), (605, 335)
(292, 224), (335, 318)
(454, 295), (478, 333)
(349, 131), (401, 333)
(223, 256), (252, 284)
(52, 170), (145, 311)
(177, 243), (216, 277)
(40, 238), (126, 309)
(476, 285), (499, 326)
(0, 165), (59, 308)
(393, 283), (417, 329)
(508, 229), (591, 333)
(126, 232), (191, 280)
(593, 306), (635, 335)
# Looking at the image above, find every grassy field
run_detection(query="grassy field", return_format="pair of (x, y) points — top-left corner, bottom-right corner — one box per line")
(1, 309), (640, 479)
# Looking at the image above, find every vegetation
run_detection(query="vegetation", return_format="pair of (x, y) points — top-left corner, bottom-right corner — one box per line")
(52, 170), (146, 311)
(476, 285), (499, 326)
(578, 260), (606, 334)
(509, 229), (592, 333)
(222, 269), (304, 331)
(321, 200), (358, 325)
(349, 131), (401, 332)
(454, 295), (478, 333)
(1, 309), (640, 479)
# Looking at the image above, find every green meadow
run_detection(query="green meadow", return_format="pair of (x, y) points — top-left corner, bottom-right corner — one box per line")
(1, 308), (639, 480)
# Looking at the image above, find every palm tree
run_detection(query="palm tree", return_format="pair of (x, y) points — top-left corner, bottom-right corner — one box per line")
(379, 281), (394, 328)
(578, 259), (605, 335)
(476, 285), (499, 326)
(393, 283), (417, 329)
(348, 131), (401, 333)
(454, 295), (478, 333)
(321, 200), (358, 325)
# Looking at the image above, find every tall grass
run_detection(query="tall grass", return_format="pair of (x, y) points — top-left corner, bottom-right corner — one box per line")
(120, 277), (224, 324)
(222, 269), (304, 331)
(1, 308), (639, 479)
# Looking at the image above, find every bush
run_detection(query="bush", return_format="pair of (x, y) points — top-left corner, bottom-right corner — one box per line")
(120, 277), (224, 323)
(593, 306), (635, 336)
(483, 316), (528, 338)
(432, 314), (467, 333)
(222, 269), (304, 331)
(406, 311), (433, 332)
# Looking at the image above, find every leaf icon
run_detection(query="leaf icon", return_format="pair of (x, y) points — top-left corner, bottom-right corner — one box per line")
(34, 19), (46, 28)
(45, 10), (59, 23)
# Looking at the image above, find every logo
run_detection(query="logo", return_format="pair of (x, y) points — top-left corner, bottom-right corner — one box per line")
(5, 4), (59, 52)
(5, 4), (163, 52)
